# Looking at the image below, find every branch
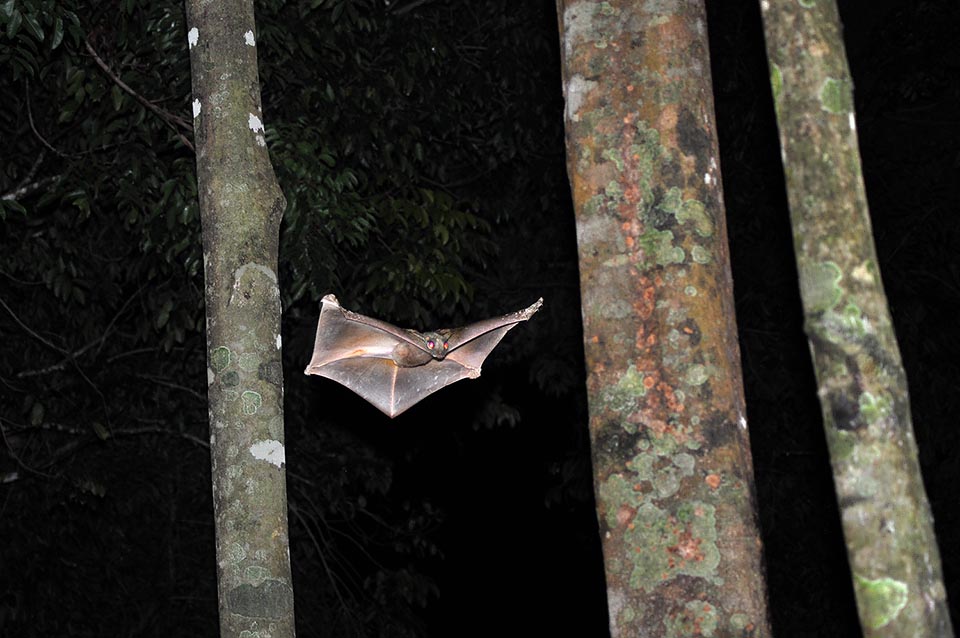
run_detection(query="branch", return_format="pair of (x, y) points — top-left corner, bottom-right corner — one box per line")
(84, 38), (195, 153)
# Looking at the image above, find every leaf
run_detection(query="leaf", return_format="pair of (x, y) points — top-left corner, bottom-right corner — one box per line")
(21, 11), (42, 41)
(50, 15), (62, 49)
(6, 9), (22, 39)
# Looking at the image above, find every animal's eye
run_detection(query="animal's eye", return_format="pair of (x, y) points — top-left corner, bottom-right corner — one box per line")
(426, 339), (435, 349)
(443, 341), (449, 350)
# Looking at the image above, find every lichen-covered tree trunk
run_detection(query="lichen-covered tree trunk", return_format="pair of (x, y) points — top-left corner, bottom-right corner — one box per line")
(556, 1), (771, 635)
(185, 1), (295, 636)
(758, 3), (953, 636)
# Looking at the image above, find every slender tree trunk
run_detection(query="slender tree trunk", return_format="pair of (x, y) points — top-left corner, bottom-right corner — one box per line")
(556, 1), (771, 635)
(758, 2), (953, 636)
(185, 2), (296, 636)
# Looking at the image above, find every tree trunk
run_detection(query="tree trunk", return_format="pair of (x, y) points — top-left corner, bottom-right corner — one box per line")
(556, 1), (771, 635)
(758, 2), (954, 636)
(185, 2), (296, 636)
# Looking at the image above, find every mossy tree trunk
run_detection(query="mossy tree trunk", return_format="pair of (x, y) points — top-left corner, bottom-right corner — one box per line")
(758, 2), (953, 636)
(556, 1), (771, 635)
(185, 1), (296, 636)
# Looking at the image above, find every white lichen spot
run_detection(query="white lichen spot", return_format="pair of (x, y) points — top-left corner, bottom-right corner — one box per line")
(761, 0), (770, 10)
(276, 333), (282, 350)
(849, 111), (857, 132)
(248, 113), (264, 133)
(250, 439), (285, 468)
(188, 27), (199, 48)
(565, 74), (598, 123)
(192, 99), (201, 119)
(244, 30), (255, 46)
(739, 414), (748, 430)
(207, 367), (215, 386)
(704, 172), (713, 186)
(256, 135), (266, 147)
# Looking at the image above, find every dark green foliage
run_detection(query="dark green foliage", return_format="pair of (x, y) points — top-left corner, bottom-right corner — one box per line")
(1, 0), (584, 636)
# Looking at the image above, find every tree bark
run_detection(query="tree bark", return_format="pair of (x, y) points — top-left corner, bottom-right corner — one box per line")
(185, 2), (296, 636)
(556, 1), (771, 635)
(758, 2), (954, 636)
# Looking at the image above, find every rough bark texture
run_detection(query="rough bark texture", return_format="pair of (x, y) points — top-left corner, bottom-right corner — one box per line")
(556, 1), (771, 636)
(758, 2), (953, 636)
(185, 2), (295, 636)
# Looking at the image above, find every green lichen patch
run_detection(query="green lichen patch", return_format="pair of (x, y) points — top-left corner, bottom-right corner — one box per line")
(855, 575), (909, 629)
(827, 429), (856, 460)
(241, 390), (262, 415)
(599, 473), (642, 528)
(770, 63), (783, 107)
(819, 76), (853, 114)
(840, 302), (869, 336)
(221, 370), (240, 387)
(211, 346), (232, 372)
(602, 363), (648, 413)
(859, 391), (892, 425)
(622, 501), (720, 592)
(664, 600), (718, 637)
(637, 228), (685, 267)
(676, 199), (713, 238)
(800, 260), (843, 312)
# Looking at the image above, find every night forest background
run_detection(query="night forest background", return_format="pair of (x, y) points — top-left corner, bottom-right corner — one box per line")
(1, 0), (958, 636)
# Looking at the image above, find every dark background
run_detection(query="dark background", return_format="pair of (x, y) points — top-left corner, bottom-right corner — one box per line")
(1, 0), (957, 636)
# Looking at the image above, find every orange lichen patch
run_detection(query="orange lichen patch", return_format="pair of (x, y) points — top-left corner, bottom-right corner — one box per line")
(643, 375), (656, 389)
(590, 334), (600, 343)
(660, 382), (685, 413)
(705, 474), (722, 490)
(625, 235), (635, 249)
(623, 183), (642, 204)
(668, 531), (705, 563)
(626, 84), (635, 92)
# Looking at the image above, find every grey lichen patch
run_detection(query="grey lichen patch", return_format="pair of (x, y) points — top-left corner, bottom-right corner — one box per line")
(623, 501), (721, 592)
(223, 389), (240, 403)
(211, 346), (232, 372)
(729, 613), (754, 631)
(241, 390), (263, 415)
(225, 542), (247, 565)
(603, 364), (648, 413)
(691, 245), (711, 264)
(684, 364), (710, 386)
(244, 565), (270, 584)
(226, 579), (294, 619)
(800, 260), (843, 312)
(600, 299), (633, 320)
(623, 450), (694, 500)
(239, 352), (260, 371)
(819, 77), (853, 114)
(855, 575), (909, 629)
(221, 371), (240, 387)
(798, 0), (816, 8)
(664, 600), (718, 637)
(230, 263), (279, 307)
